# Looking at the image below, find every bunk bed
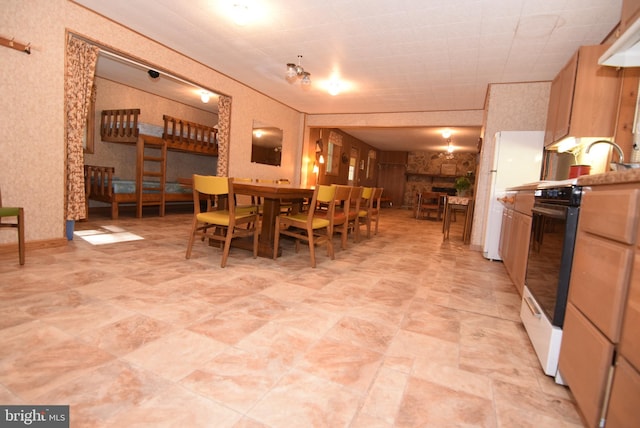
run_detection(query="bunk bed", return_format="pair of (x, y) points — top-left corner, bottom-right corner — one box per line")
(84, 109), (218, 219)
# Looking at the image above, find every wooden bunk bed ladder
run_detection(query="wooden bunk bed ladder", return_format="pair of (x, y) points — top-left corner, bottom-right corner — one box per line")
(136, 135), (168, 218)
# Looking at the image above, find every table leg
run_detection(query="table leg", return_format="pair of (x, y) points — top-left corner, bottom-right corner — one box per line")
(258, 198), (281, 257)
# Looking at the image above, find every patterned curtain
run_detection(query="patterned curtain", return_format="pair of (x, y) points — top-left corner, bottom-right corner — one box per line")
(216, 95), (231, 177)
(65, 36), (99, 220)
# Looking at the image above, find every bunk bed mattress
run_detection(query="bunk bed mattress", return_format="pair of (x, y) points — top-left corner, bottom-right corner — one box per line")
(109, 179), (191, 194)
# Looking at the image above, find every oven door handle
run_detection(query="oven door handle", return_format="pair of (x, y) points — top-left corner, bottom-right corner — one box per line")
(524, 296), (542, 318)
(531, 204), (567, 219)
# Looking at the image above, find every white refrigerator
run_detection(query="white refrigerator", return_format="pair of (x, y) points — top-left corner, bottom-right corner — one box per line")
(482, 131), (544, 261)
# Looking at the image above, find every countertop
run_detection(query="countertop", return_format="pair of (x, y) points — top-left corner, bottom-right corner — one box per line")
(577, 168), (640, 186)
(505, 169), (640, 191)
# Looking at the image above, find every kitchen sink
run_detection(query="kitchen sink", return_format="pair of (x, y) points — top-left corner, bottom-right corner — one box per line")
(610, 162), (640, 171)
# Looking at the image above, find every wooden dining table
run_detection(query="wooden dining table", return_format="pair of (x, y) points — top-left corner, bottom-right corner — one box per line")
(232, 182), (314, 257)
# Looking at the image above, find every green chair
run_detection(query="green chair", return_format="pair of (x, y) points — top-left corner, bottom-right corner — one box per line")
(0, 188), (25, 265)
(185, 175), (259, 268)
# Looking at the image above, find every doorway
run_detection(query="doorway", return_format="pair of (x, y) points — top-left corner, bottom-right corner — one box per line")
(348, 147), (359, 186)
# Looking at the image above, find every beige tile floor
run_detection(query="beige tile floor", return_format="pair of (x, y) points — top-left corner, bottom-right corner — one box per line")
(0, 207), (584, 427)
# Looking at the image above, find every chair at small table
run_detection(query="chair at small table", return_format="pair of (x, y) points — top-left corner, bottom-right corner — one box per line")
(273, 184), (336, 268)
(416, 191), (443, 220)
(185, 175), (259, 268)
(0, 188), (25, 265)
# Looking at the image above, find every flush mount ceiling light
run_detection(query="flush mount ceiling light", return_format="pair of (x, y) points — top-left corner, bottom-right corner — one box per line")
(232, 3), (250, 26)
(285, 55), (311, 88)
(327, 79), (342, 96)
(200, 90), (211, 103)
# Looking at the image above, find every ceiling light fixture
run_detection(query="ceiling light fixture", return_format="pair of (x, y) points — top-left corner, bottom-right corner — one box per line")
(286, 55), (311, 88)
(232, 3), (250, 26)
(327, 79), (342, 96)
(441, 129), (452, 139)
(200, 90), (211, 103)
(439, 138), (455, 159)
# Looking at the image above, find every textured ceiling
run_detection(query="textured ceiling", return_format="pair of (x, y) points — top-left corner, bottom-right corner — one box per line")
(79, 0), (621, 152)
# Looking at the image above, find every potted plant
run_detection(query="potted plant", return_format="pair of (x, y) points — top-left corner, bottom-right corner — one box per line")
(454, 176), (471, 197)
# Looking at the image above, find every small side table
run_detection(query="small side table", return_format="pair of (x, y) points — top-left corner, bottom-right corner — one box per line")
(442, 196), (474, 244)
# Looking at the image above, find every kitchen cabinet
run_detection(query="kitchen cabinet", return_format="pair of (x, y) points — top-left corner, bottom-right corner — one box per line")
(499, 191), (533, 296)
(544, 45), (621, 147)
(620, 0), (640, 34)
(558, 184), (640, 427)
(606, 226), (640, 428)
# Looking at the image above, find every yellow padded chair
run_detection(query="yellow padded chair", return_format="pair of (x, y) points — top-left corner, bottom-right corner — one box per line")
(273, 184), (336, 268)
(347, 186), (363, 244)
(233, 177), (259, 216)
(185, 175), (259, 268)
(315, 185), (351, 250)
(0, 188), (25, 265)
(357, 187), (383, 240)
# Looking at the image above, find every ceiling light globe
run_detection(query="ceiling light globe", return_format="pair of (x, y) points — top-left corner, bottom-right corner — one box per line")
(328, 80), (341, 96)
(285, 64), (297, 80)
(301, 72), (311, 86)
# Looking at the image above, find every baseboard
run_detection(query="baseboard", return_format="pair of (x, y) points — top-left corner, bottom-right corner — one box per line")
(0, 237), (67, 255)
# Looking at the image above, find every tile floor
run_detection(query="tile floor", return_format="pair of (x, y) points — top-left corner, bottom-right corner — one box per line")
(0, 208), (584, 427)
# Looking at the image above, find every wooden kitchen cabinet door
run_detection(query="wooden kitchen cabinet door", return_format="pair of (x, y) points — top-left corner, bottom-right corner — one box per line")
(619, 241), (640, 371)
(559, 303), (614, 428)
(544, 45), (621, 146)
(605, 357), (640, 428)
(569, 232), (634, 342)
(621, 0), (640, 33)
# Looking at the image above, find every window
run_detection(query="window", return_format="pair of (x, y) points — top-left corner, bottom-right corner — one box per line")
(366, 150), (376, 179)
(325, 131), (343, 175)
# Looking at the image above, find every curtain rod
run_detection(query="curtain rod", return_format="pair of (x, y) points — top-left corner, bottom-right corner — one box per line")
(97, 48), (217, 96)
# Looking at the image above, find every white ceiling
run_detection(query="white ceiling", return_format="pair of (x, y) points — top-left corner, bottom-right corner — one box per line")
(80, 0), (621, 153)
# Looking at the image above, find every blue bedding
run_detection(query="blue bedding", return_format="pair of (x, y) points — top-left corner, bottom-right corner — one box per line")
(110, 179), (190, 194)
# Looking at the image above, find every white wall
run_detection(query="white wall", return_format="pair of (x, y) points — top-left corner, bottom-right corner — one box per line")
(0, 0), (304, 245)
(471, 82), (551, 251)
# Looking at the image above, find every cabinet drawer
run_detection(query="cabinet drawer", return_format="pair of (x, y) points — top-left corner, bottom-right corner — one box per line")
(620, 253), (640, 371)
(569, 232), (634, 342)
(559, 303), (614, 428)
(514, 192), (534, 215)
(605, 357), (640, 428)
(579, 189), (640, 244)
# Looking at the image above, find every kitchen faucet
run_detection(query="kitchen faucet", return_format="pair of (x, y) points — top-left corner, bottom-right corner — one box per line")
(584, 140), (625, 164)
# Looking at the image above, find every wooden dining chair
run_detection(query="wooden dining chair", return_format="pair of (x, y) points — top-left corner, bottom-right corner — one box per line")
(0, 188), (25, 265)
(357, 187), (384, 240)
(369, 187), (384, 236)
(316, 185), (352, 250)
(273, 184), (336, 268)
(347, 186), (363, 244)
(185, 175), (259, 268)
(417, 191), (443, 220)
